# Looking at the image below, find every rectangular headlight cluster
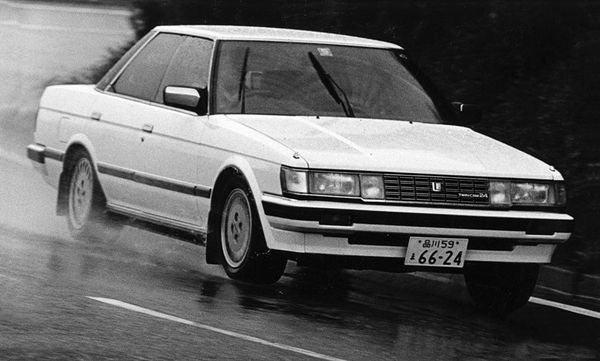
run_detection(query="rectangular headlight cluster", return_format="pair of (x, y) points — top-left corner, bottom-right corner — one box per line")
(282, 168), (384, 199)
(489, 181), (566, 207)
(283, 167), (567, 207)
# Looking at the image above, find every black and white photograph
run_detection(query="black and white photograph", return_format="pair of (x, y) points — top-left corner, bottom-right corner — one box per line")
(1, 0), (599, 359)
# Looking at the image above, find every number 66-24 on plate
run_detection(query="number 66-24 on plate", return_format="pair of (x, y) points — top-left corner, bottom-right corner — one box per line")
(404, 237), (469, 268)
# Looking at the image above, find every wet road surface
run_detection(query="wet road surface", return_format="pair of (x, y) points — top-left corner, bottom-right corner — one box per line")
(1, 157), (599, 360)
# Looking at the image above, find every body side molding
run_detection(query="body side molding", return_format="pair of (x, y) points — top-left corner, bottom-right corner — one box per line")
(97, 162), (211, 198)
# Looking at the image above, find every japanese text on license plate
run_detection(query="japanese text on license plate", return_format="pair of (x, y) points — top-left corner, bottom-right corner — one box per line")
(404, 237), (468, 268)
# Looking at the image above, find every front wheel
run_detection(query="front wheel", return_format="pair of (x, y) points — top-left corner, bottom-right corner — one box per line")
(66, 150), (122, 242)
(464, 262), (539, 316)
(219, 179), (286, 284)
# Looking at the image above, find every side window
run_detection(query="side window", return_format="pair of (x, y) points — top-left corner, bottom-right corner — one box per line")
(155, 36), (214, 104)
(112, 33), (183, 101)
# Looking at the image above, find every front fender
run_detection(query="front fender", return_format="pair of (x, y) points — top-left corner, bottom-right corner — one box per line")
(211, 155), (278, 250)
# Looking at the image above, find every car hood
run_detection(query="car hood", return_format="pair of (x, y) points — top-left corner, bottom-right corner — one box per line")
(225, 115), (556, 180)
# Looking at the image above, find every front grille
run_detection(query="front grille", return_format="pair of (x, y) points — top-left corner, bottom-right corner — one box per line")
(383, 174), (490, 206)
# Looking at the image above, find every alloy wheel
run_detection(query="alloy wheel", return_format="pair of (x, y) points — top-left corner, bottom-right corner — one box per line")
(221, 189), (253, 268)
(68, 158), (94, 230)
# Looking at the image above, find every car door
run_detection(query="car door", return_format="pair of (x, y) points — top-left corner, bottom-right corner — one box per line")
(135, 36), (214, 228)
(86, 33), (184, 211)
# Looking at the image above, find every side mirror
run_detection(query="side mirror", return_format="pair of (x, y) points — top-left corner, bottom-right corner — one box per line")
(451, 102), (482, 125)
(164, 86), (207, 115)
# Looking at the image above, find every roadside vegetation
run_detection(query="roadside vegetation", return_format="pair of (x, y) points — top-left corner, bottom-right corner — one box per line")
(87, 0), (600, 272)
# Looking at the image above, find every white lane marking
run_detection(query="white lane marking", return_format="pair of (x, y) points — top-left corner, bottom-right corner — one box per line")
(87, 297), (347, 361)
(0, 0), (130, 16)
(0, 20), (132, 36)
(529, 297), (600, 319)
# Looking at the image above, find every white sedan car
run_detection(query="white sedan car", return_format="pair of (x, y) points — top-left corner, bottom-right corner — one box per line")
(28, 26), (573, 314)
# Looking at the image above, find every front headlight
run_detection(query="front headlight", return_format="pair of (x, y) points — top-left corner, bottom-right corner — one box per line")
(489, 181), (563, 206)
(309, 172), (359, 196)
(282, 168), (384, 199)
(511, 182), (552, 205)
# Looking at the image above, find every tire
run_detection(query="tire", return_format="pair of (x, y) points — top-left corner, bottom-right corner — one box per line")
(66, 149), (122, 242)
(464, 262), (539, 316)
(219, 177), (286, 284)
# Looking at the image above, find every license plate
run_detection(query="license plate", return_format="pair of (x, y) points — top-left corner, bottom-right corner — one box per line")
(404, 237), (468, 268)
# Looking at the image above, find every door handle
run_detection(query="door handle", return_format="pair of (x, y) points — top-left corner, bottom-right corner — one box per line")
(142, 124), (154, 133)
(91, 112), (102, 121)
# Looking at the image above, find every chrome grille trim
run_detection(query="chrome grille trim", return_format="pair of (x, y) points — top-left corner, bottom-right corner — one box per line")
(383, 174), (490, 205)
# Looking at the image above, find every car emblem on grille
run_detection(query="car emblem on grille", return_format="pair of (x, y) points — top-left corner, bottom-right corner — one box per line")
(431, 181), (443, 192)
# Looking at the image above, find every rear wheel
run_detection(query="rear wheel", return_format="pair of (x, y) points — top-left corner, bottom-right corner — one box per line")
(464, 262), (539, 316)
(219, 177), (286, 284)
(66, 150), (122, 242)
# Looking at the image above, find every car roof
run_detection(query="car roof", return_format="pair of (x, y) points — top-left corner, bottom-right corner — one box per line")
(154, 25), (403, 50)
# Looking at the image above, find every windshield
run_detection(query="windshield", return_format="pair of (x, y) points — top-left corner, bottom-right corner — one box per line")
(213, 41), (451, 123)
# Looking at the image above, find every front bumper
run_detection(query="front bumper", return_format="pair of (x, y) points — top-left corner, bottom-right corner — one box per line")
(261, 194), (573, 263)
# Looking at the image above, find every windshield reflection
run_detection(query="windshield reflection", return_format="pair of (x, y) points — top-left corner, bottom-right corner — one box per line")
(214, 41), (449, 123)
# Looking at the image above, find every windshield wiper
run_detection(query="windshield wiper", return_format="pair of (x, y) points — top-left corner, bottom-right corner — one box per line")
(238, 47), (250, 114)
(308, 52), (354, 117)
